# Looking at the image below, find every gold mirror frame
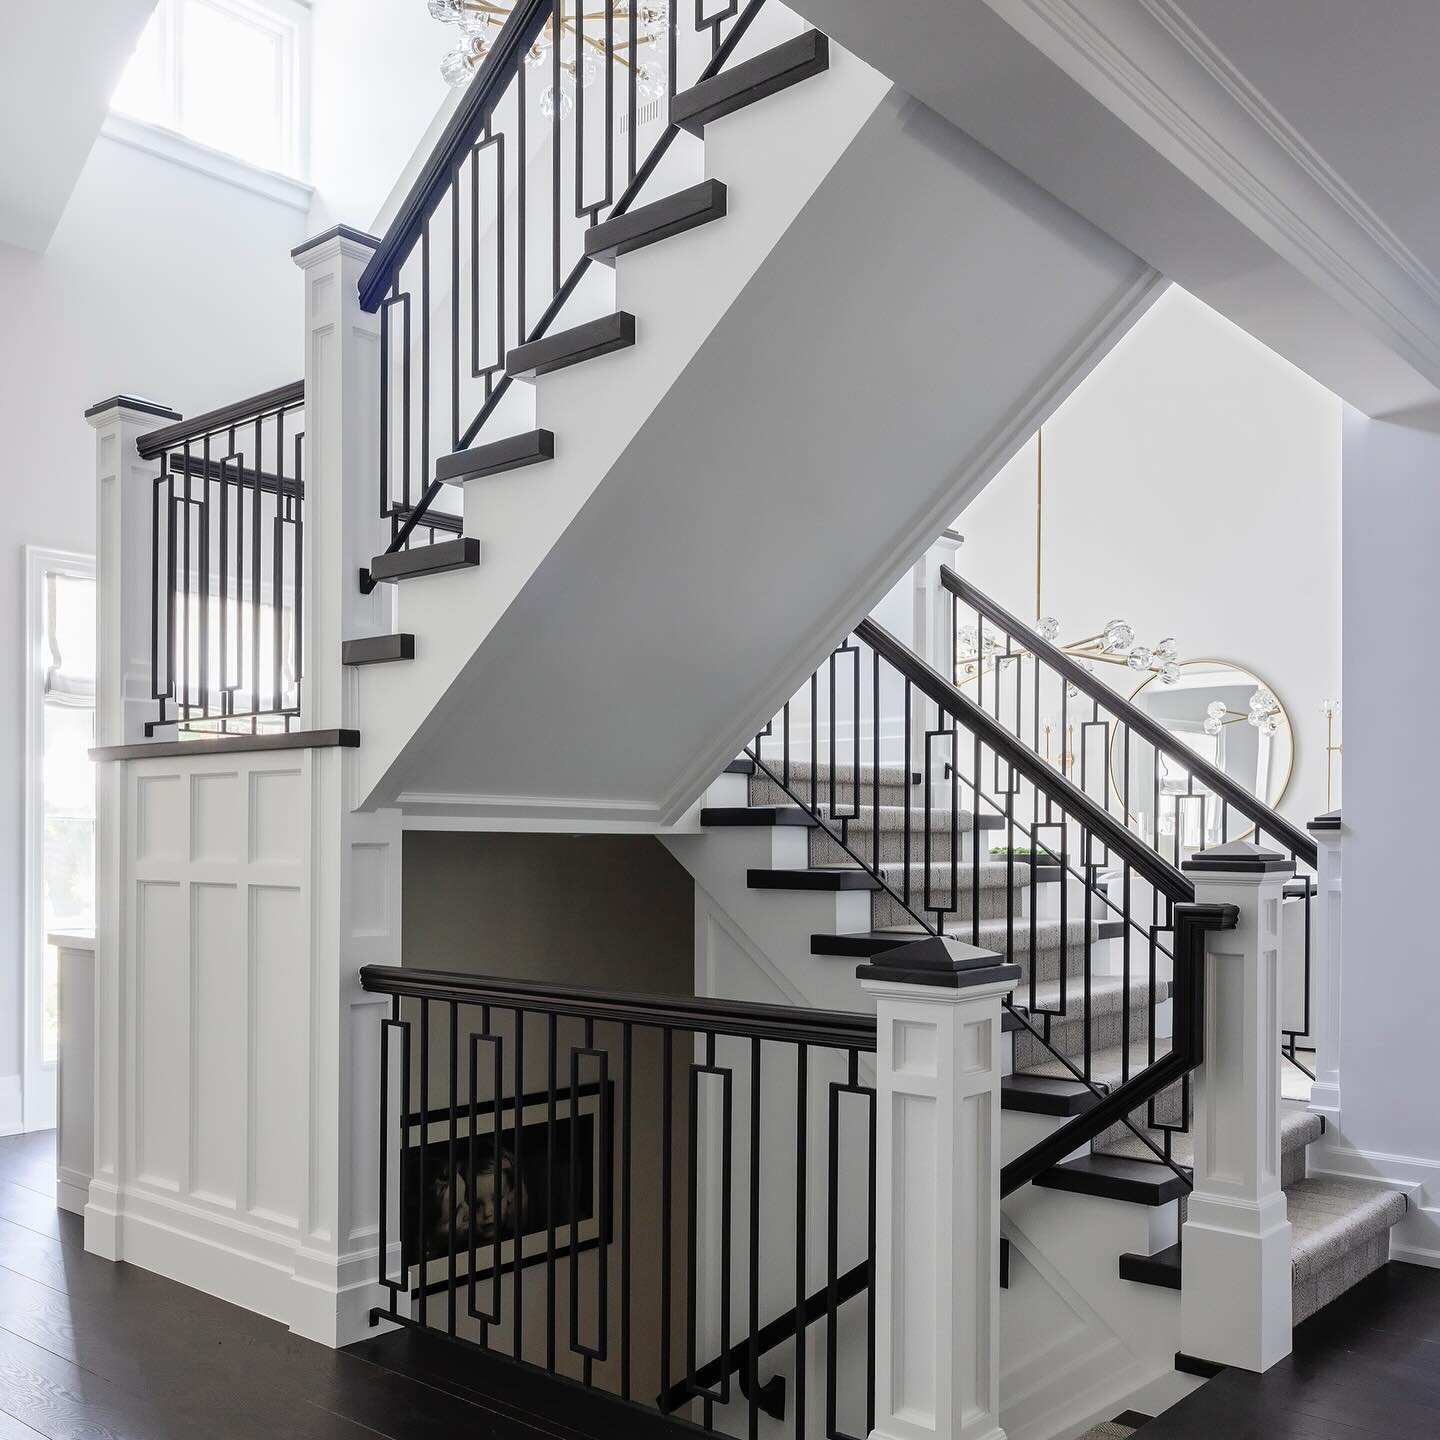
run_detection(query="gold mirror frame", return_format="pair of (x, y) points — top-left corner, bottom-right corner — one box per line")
(1108, 658), (1294, 845)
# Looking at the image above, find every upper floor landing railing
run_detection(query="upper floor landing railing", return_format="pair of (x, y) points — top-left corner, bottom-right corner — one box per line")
(136, 382), (305, 737)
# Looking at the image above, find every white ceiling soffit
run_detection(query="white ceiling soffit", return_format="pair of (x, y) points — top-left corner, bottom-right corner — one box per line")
(794, 0), (1440, 425)
(0, 0), (158, 254)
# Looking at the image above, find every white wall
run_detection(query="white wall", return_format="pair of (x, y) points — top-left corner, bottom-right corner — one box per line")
(0, 133), (306, 1122)
(306, 0), (454, 233)
(1337, 409), (1440, 1257)
(953, 286), (1342, 832)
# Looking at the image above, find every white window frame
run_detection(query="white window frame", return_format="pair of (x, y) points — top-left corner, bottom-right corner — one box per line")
(105, 0), (313, 209)
(23, 547), (97, 1134)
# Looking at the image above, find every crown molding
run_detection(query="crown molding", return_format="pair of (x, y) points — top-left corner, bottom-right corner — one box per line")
(985, 0), (1440, 392)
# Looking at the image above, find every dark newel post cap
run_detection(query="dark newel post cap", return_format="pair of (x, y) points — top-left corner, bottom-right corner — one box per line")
(1182, 840), (1295, 875)
(83, 394), (181, 423)
(1308, 810), (1342, 833)
(291, 223), (383, 260)
(857, 935), (1020, 990)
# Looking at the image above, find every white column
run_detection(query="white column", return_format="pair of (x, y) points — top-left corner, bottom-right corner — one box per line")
(1307, 812), (1343, 1134)
(85, 394), (179, 1258)
(860, 936), (1019, 1440)
(289, 225), (405, 1346)
(52, 931), (97, 1218)
(1180, 841), (1294, 1373)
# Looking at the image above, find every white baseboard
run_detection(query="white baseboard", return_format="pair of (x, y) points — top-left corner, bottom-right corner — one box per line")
(0, 1075), (21, 1137)
(84, 1183), (391, 1341)
(56, 1165), (91, 1217)
(1308, 1141), (1440, 1267)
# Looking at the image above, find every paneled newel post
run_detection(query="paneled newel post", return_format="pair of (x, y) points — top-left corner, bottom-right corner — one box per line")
(1180, 841), (1295, 1372)
(1307, 812), (1343, 1134)
(85, 394), (180, 1259)
(859, 937), (1020, 1440)
(289, 225), (404, 1346)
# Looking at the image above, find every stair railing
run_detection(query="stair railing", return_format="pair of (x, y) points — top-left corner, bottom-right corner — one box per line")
(360, 964), (877, 1440)
(356, 0), (781, 575)
(135, 381), (306, 737)
(749, 617), (1218, 1175)
(940, 566), (1320, 1076)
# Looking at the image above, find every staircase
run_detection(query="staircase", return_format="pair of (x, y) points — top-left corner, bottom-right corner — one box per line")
(664, 578), (1405, 1435)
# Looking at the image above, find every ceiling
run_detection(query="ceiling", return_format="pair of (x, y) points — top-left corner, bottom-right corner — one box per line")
(794, 0), (1440, 424)
(0, 1), (157, 253)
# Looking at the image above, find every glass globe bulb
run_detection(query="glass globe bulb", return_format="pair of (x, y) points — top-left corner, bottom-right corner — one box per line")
(1154, 636), (1178, 661)
(429, 0), (464, 22)
(635, 62), (667, 102)
(1127, 645), (1153, 671)
(1203, 716), (1222, 737)
(540, 81), (575, 119)
(1206, 700), (1227, 720)
(1262, 714), (1281, 737)
(459, 10), (491, 39)
(1036, 616), (1060, 642)
(440, 40), (479, 87)
(524, 40), (548, 68)
(1160, 661), (1180, 685)
(1101, 619), (1134, 652)
(1320, 698), (1341, 718)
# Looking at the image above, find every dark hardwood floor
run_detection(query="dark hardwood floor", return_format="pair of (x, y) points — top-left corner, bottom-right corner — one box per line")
(5, 1129), (1439, 1439)
(0, 1130), (578, 1439)
(1139, 1260), (1440, 1438)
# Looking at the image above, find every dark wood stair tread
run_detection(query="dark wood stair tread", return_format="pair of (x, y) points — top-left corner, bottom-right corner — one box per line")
(1119, 1242), (1183, 1290)
(584, 180), (727, 264)
(748, 868), (881, 892)
(368, 537), (480, 583)
(1001, 1074), (1106, 1117)
(672, 31), (829, 136)
(342, 634), (415, 666)
(1033, 1154), (1191, 1206)
(507, 313), (635, 379)
(702, 806), (817, 827)
(435, 429), (554, 485)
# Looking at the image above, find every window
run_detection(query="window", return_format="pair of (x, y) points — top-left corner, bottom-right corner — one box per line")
(24, 552), (96, 1131)
(110, 0), (308, 180)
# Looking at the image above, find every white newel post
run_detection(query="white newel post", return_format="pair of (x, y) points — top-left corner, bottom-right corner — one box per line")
(1307, 812), (1343, 1134)
(860, 937), (1019, 1440)
(290, 225), (405, 1345)
(85, 394), (181, 1258)
(1180, 841), (1295, 1372)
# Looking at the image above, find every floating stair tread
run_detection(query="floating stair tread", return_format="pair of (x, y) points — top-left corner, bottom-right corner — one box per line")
(724, 758), (756, 776)
(1095, 1106), (1322, 1173)
(1287, 1176), (1408, 1285)
(810, 928), (929, 958)
(584, 180), (728, 264)
(368, 537), (480, 583)
(435, 429), (554, 485)
(790, 804), (1004, 835)
(506, 312), (635, 379)
(748, 867), (881, 892)
(1001, 1074), (1104, 1117)
(1034, 1154), (1191, 1206)
(1118, 1242), (1182, 1290)
(701, 805), (817, 828)
(342, 633), (414, 666)
(671, 31), (829, 136)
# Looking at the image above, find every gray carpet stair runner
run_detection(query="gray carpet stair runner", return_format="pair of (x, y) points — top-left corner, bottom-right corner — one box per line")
(742, 758), (1410, 1329)
(1081, 1421), (1143, 1439)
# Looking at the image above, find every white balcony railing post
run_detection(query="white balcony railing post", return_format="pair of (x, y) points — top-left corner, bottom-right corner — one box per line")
(860, 937), (1019, 1440)
(287, 224), (404, 1346)
(1307, 811), (1343, 1134)
(1180, 841), (1296, 1372)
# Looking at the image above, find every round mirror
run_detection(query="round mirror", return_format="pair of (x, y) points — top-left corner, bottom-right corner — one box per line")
(1113, 660), (1294, 847)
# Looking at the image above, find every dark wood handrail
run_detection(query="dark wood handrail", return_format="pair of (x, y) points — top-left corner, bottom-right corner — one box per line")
(1000, 899), (1235, 1195)
(940, 567), (1319, 867)
(136, 380), (306, 459)
(359, 965), (878, 1050)
(854, 617), (1194, 903)
(357, 0), (551, 314)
